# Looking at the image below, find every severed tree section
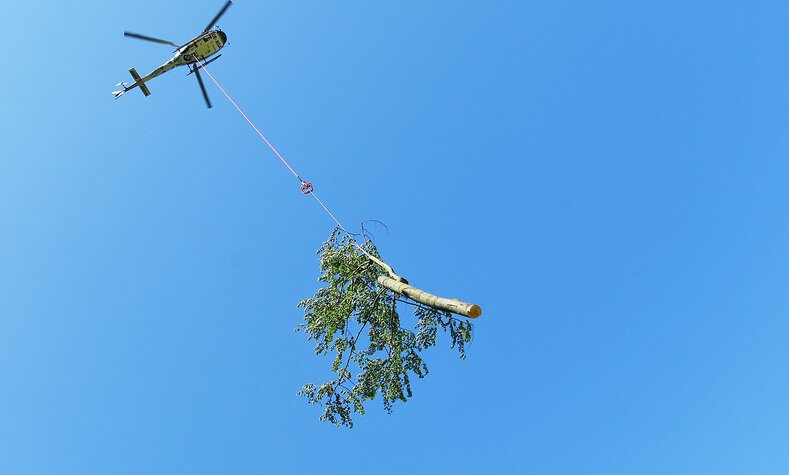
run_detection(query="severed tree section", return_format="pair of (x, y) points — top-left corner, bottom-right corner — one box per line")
(297, 227), (480, 427)
(376, 276), (482, 318)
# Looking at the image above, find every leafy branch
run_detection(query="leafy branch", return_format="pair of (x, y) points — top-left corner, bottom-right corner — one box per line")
(296, 227), (473, 428)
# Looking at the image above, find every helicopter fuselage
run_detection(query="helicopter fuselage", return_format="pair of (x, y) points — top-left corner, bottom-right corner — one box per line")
(114, 0), (233, 107)
(139, 29), (227, 83)
(115, 29), (227, 100)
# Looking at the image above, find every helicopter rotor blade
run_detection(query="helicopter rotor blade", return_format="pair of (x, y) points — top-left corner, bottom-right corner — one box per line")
(204, 1), (232, 32)
(124, 32), (179, 47)
(193, 65), (212, 109)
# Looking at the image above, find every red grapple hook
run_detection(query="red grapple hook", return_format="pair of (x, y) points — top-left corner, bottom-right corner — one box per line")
(300, 181), (314, 194)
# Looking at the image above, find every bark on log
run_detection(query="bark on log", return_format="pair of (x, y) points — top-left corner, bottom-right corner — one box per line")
(377, 275), (482, 318)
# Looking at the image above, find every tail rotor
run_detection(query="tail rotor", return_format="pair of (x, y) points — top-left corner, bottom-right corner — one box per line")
(112, 84), (128, 99)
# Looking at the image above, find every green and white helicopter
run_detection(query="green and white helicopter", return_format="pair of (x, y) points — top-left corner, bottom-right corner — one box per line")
(113, 1), (232, 108)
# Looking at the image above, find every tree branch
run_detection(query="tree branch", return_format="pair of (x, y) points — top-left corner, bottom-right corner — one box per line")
(378, 276), (482, 318)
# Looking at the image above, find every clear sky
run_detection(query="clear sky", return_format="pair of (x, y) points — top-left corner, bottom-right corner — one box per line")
(2, 0), (788, 473)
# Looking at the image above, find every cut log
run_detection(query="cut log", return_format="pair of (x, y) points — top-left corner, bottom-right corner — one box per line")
(377, 275), (482, 318)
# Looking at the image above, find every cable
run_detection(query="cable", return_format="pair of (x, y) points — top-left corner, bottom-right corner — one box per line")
(197, 60), (301, 182)
(309, 191), (349, 234)
(196, 59), (397, 277)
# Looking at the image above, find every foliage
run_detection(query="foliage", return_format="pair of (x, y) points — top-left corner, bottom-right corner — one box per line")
(296, 227), (473, 428)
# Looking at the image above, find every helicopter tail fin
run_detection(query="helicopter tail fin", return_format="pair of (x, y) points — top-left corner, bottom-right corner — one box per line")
(129, 67), (151, 97)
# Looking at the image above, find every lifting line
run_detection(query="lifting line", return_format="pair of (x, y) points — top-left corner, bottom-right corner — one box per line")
(196, 59), (401, 280)
(196, 60), (341, 226)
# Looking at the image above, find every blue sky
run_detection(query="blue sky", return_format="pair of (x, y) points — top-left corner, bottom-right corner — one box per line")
(2, 0), (788, 473)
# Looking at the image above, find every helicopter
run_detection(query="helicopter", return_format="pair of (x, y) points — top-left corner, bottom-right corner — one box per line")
(112, 1), (232, 108)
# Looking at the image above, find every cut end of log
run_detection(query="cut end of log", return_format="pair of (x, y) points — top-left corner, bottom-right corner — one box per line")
(468, 305), (482, 318)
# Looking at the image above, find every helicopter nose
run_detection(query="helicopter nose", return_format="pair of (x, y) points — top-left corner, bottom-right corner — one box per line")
(219, 31), (228, 44)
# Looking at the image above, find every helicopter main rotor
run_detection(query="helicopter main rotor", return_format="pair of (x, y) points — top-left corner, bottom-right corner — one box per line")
(123, 32), (178, 47)
(194, 67), (212, 109)
(204, 0), (233, 32)
(123, 0), (232, 48)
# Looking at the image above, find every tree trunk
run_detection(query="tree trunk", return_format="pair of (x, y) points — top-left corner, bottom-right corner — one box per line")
(377, 275), (482, 318)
